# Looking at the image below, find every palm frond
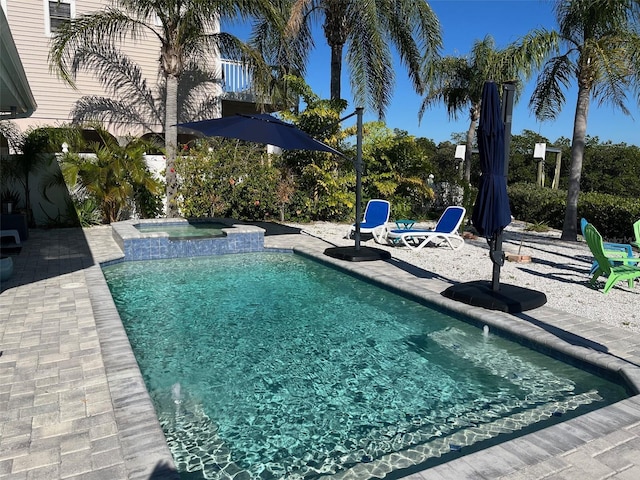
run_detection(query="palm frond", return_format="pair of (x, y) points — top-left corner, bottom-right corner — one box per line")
(71, 44), (160, 118)
(0, 121), (23, 153)
(70, 97), (159, 130)
(529, 55), (573, 121)
(49, 8), (151, 86)
(347, 1), (394, 118)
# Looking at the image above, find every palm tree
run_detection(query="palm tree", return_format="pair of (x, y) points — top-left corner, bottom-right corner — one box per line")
(250, 0), (310, 112)
(49, 0), (280, 217)
(285, 0), (442, 118)
(68, 44), (222, 129)
(528, 0), (640, 241)
(419, 35), (548, 184)
(59, 127), (162, 224)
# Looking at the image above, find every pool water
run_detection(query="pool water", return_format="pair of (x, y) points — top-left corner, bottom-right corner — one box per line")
(102, 253), (628, 479)
(135, 222), (228, 238)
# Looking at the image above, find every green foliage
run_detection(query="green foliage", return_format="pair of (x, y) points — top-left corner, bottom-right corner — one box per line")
(420, 34), (547, 183)
(578, 192), (640, 242)
(508, 130), (551, 185)
(59, 128), (163, 223)
(1, 126), (76, 225)
(283, 0), (442, 117)
(175, 139), (281, 221)
(22, 126), (81, 154)
(49, 0), (281, 217)
(0, 188), (22, 210)
(508, 183), (567, 229)
(508, 183), (640, 241)
(525, 1), (640, 239)
(278, 79), (352, 221)
(71, 197), (102, 227)
(580, 141), (640, 198)
(524, 221), (550, 233)
(357, 123), (435, 220)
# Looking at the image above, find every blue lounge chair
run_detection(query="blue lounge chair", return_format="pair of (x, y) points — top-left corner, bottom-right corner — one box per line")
(346, 199), (391, 239)
(580, 218), (634, 274)
(382, 206), (466, 251)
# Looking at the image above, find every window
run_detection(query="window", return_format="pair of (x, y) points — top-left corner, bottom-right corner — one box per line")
(45, 0), (74, 36)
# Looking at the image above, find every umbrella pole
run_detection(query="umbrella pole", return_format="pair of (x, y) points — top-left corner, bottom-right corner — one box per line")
(490, 232), (504, 292)
(354, 107), (364, 251)
(490, 82), (516, 292)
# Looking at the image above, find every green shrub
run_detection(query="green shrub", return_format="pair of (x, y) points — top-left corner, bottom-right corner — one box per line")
(578, 192), (640, 241)
(508, 183), (640, 241)
(508, 183), (566, 229)
(175, 139), (282, 220)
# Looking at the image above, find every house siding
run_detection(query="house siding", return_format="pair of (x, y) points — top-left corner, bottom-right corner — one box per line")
(5, 0), (221, 140)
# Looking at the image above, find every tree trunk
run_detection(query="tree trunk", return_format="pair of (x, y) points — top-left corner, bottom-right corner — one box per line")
(561, 83), (590, 241)
(324, 1), (348, 101)
(165, 74), (179, 217)
(330, 43), (343, 100)
(464, 118), (477, 184)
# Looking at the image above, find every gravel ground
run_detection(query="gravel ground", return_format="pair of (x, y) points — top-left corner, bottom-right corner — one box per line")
(285, 219), (640, 332)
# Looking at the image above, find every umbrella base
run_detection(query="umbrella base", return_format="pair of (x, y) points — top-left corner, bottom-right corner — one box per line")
(442, 280), (547, 313)
(324, 246), (391, 262)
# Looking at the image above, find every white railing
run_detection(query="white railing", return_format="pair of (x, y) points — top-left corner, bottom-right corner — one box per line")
(221, 59), (253, 93)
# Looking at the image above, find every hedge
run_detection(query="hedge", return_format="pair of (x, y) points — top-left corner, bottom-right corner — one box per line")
(508, 183), (640, 241)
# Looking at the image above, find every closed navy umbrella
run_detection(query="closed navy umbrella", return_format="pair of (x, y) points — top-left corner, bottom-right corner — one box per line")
(471, 81), (512, 291)
(443, 82), (546, 311)
(178, 113), (342, 156)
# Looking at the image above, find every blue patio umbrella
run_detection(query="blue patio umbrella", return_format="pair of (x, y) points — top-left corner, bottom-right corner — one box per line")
(178, 113), (342, 156)
(179, 110), (389, 261)
(471, 81), (512, 291)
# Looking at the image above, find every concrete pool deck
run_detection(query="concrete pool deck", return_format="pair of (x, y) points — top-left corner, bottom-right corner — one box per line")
(1, 223), (640, 479)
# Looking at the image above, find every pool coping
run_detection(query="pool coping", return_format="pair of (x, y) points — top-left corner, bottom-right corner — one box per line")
(87, 228), (640, 480)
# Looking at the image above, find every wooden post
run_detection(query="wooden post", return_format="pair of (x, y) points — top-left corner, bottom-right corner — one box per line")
(552, 151), (562, 189)
(537, 158), (545, 187)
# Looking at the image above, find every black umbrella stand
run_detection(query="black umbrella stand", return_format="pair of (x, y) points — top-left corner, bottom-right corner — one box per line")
(442, 83), (546, 313)
(324, 108), (391, 262)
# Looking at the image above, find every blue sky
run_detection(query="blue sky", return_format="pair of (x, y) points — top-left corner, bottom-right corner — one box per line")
(226, 0), (640, 146)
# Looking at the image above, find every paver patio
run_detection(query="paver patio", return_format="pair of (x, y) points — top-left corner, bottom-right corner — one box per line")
(1, 224), (640, 479)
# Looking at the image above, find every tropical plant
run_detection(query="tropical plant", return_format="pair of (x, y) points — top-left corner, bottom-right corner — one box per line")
(356, 122), (435, 219)
(419, 35), (549, 183)
(0, 121), (25, 211)
(285, 0), (442, 118)
(174, 138), (279, 220)
(526, 0), (640, 241)
(0, 120), (22, 154)
(59, 128), (163, 223)
(279, 77), (352, 220)
(49, 0), (281, 217)
(580, 139), (640, 198)
(71, 196), (102, 227)
(249, 0), (309, 112)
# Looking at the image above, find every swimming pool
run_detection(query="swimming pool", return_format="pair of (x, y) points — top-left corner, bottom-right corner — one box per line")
(102, 253), (628, 479)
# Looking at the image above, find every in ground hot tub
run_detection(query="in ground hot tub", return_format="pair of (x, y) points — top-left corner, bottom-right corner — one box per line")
(111, 218), (265, 261)
(134, 221), (228, 239)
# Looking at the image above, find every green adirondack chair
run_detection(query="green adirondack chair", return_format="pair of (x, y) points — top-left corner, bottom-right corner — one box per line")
(633, 219), (640, 249)
(584, 223), (640, 293)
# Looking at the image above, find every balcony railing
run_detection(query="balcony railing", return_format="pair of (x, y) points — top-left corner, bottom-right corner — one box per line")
(221, 59), (252, 94)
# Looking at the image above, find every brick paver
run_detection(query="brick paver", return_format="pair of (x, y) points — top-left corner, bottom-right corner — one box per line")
(1, 224), (639, 479)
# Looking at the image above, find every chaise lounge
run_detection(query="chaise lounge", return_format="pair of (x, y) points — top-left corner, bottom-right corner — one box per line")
(346, 199), (391, 240)
(378, 206), (466, 251)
